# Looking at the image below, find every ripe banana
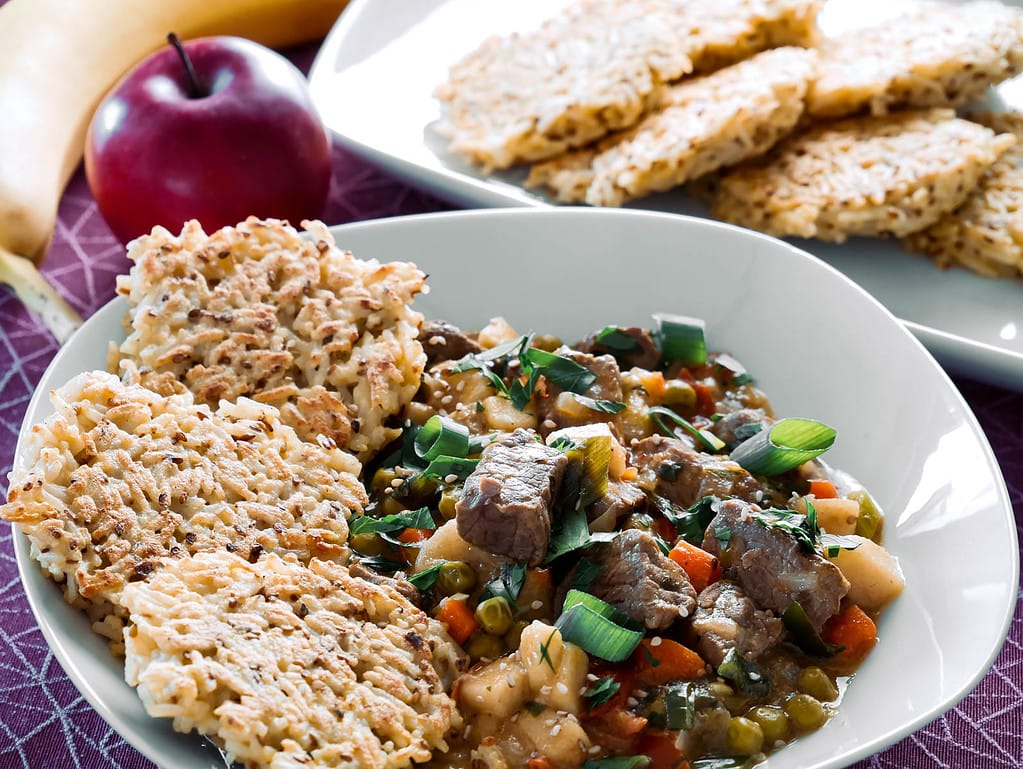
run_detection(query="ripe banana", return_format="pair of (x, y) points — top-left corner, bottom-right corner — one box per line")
(0, 0), (348, 340)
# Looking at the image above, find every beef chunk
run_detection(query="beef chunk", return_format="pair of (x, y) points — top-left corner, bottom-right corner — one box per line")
(701, 499), (849, 631)
(691, 580), (783, 665)
(631, 435), (782, 509)
(577, 327), (661, 370)
(420, 319), (482, 365)
(586, 529), (697, 630)
(709, 409), (771, 450)
(588, 481), (647, 532)
(536, 348), (622, 434)
(455, 429), (568, 565)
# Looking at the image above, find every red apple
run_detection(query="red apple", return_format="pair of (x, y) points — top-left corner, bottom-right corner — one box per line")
(85, 35), (332, 243)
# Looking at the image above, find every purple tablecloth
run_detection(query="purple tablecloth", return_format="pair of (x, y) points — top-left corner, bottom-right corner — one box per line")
(1, 31), (1021, 769)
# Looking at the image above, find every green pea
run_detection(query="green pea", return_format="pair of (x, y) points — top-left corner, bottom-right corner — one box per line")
(748, 705), (789, 745)
(726, 716), (764, 756)
(436, 561), (477, 596)
(370, 467), (400, 495)
(350, 532), (386, 556)
(438, 489), (460, 520)
(475, 596), (514, 636)
(466, 632), (505, 661)
(662, 380), (696, 408)
(784, 693), (828, 732)
(798, 667), (839, 703)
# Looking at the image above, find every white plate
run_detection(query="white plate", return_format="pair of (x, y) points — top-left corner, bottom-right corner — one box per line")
(14, 209), (1017, 769)
(308, 0), (1023, 391)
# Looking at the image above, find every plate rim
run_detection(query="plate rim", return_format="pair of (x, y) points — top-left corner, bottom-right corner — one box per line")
(10, 206), (1019, 769)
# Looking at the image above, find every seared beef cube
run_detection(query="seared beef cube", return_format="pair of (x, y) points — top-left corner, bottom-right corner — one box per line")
(455, 429), (568, 565)
(577, 327), (661, 370)
(588, 481), (647, 532)
(586, 529), (697, 630)
(710, 409), (771, 450)
(536, 348), (623, 434)
(701, 499), (849, 631)
(691, 580), (783, 665)
(631, 435), (781, 509)
(420, 319), (482, 366)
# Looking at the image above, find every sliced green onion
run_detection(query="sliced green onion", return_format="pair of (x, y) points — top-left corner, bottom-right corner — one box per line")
(649, 405), (725, 453)
(583, 757), (651, 769)
(654, 313), (707, 365)
(556, 602), (644, 662)
(414, 414), (470, 461)
(583, 676), (621, 709)
(350, 507), (436, 536)
(421, 456), (479, 481)
(665, 681), (697, 730)
(730, 417), (836, 475)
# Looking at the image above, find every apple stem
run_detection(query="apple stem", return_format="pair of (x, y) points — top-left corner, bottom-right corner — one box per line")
(167, 33), (204, 98)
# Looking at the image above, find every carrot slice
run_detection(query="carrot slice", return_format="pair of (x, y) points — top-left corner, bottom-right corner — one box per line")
(668, 539), (720, 593)
(396, 526), (432, 563)
(821, 603), (878, 665)
(633, 638), (707, 687)
(435, 595), (478, 645)
(808, 479), (839, 499)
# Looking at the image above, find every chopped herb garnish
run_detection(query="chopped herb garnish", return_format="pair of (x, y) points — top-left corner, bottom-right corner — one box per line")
(821, 532), (862, 558)
(539, 629), (558, 671)
(570, 558), (603, 590)
(641, 644), (661, 668)
(350, 507), (436, 537)
(354, 555), (404, 574)
(522, 346), (597, 394)
(594, 326), (641, 351)
(584, 676), (621, 709)
(714, 525), (732, 549)
(524, 700), (547, 716)
(782, 601), (843, 657)
(420, 455), (479, 482)
(480, 562), (528, 609)
(407, 562), (445, 591)
(546, 507), (593, 563)
(571, 394), (627, 414)
(665, 681), (697, 730)
(730, 417), (836, 476)
(655, 494), (719, 545)
(692, 759), (753, 769)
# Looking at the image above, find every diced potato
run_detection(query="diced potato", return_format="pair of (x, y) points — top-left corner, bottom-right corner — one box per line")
(826, 536), (905, 613)
(515, 710), (590, 767)
(808, 497), (860, 535)
(477, 317), (519, 348)
(482, 395), (536, 431)
(414, 520), (506, 584)
(458, 657), (530, 718)
(518, 621), (589, 715)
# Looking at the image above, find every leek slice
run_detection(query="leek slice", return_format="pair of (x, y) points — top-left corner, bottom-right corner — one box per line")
(654, 312), (707, 365)
(414, 414), (470, 461)
(649, 405), (725, 453)
(556, 590), (644, 662)
(730, 417), (836, 475)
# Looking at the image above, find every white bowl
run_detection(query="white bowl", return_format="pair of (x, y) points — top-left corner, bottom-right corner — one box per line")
(12, 208), (1016, 769)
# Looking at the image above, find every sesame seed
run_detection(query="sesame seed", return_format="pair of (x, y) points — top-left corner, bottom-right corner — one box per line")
(650, 636), (662, 647)
(540, 685), (552, 696)
(531, 600), (544, 610)
(444, 474), (458, 484)
(390, 478), (403, 488)
(542, 419), (557, 430)
(588, 745), (602, 755)
(551, 724), (562, 737)
(506, 674), (517, 688)
(556, 682), (569, 695)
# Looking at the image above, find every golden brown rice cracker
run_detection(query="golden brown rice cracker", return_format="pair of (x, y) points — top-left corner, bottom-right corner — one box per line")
(904, 112), (1023, 277)
(526, 47), (818, 206)
(808, 1), (1023, 118)
(709, 109), (1016, 243)
(122, 551), (465, 769)
(115, 217), (426, 460)
(435, 0), (823, 170)
(0, 371), (366, 650)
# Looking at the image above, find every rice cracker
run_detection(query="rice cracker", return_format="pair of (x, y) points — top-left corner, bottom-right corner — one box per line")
(115, 217), (426, 460)
(709, 108), (1016, 242)
(905, 112), (1023, 277)
(122, 550), (465, 769)
(435, 0), (823, 170)
(0, 371), (366, 649)
(526, 47), (818, 206)
(808, 0), (1023, 118)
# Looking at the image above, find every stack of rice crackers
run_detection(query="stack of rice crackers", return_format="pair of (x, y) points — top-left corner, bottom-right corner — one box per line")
(436, 0), (1023, 278)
